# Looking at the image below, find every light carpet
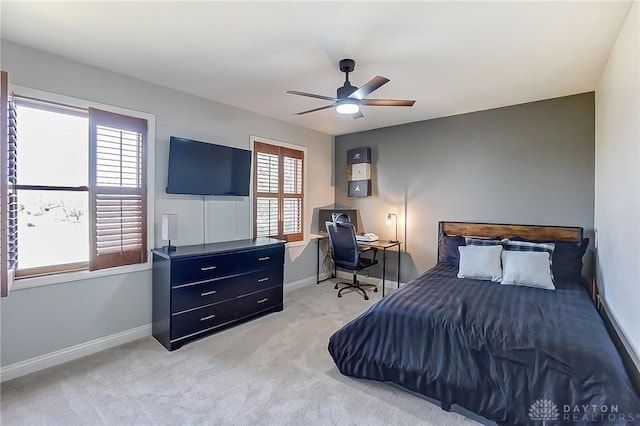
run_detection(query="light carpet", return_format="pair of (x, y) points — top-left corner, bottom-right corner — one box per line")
(0, 280), (477, 425)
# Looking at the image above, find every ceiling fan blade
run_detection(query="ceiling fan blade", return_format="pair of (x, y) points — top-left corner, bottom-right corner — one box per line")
(360, 99), (416, 107)
(287, 90), (337, 102)
(351, 110), (364, 120)
(348, 76), (390, 100)
(294, 103), (336, 115)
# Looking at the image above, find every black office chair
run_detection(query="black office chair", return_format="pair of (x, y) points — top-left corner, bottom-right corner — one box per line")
(325, 213), (378, 300)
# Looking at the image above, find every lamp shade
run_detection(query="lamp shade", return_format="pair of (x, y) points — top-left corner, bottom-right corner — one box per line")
(161, 214), (178, 241)
(386, 213), (398, 243)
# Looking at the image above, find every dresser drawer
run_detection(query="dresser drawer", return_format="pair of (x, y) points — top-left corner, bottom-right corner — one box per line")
(237, 286), (283, 319)
(171, 299), (237, 340)
(172, 253), (238, 285)
(236, 267), (283, 295)
(171, 276), (239, 313)
(237, 246), (284, 272)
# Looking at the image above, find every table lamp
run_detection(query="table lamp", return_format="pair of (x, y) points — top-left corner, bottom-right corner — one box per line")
(386, 213), (398, 243)
(162, 214), (178, 252)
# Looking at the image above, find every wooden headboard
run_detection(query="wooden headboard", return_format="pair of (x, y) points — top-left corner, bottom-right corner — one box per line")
(439, 221), (583, 243)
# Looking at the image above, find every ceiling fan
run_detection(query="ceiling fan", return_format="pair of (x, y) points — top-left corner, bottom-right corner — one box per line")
(287, 58), (415, 119)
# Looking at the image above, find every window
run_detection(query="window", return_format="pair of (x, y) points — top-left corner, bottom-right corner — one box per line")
(253, 140), (304, 242)
(15, 99), (89, 277)
(4, 92), (147, 280)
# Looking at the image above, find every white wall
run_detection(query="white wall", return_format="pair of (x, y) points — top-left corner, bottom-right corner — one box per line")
(0, 41), (334, 367)
(594, 1), (640, 363)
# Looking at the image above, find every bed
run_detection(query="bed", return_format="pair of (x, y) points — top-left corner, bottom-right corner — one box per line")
(328, 222), (640, 425)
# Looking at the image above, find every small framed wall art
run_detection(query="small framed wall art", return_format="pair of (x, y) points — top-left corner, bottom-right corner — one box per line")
(347, 147), (371, 197)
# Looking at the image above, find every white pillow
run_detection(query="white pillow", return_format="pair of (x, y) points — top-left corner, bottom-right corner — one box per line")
(457, 245), (503, 282)
(501, 251), (555, 290)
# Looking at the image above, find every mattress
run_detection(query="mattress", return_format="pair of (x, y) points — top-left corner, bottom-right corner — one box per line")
(328, 263), (640, 425)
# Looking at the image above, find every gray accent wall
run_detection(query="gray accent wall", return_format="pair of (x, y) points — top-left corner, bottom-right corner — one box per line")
(335, 93), (595, 281)
(0, 41), (334, 367)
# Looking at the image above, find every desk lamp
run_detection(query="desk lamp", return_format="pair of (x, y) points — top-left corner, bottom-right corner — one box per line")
(386, 213), (398, 243)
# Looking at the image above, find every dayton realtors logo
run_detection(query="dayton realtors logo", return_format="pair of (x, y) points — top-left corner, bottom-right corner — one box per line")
(528, 399), (559, 425)
(563, 403), (637, 423)
(529, 399), (638, 424)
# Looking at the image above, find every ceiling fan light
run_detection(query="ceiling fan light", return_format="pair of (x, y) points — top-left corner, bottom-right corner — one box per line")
(336, 101), (360, 115)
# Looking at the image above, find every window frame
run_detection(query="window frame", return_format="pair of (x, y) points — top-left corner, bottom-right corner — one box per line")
(10, 86), (155, 290)
(251, 135), (307, 246)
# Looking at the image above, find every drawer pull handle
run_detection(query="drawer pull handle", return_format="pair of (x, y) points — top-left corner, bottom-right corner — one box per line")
(201, 290), (217, 296)
(257, 298), (269, 304)
(200, 314), (216, 321)
(200, 266), (217, 271)
(257, 277), (269, 283)
(258, 256), (270, 261)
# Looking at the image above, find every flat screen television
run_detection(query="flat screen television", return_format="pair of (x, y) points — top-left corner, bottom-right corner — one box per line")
(166, 136), (251, 196)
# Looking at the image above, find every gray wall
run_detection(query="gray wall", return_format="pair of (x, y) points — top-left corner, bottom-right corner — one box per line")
(335, 93), (595, 281)
(0, 41), (334, 367)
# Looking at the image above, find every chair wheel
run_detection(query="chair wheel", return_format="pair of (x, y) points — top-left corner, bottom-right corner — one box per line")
(334, 284), (339, 289)
(373, 287), (378, 292)
(364, 295), (369, 300)
(338, 294), (342, 298)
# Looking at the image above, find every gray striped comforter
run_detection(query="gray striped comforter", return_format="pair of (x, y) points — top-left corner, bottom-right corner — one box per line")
(328, 263), (640, 425)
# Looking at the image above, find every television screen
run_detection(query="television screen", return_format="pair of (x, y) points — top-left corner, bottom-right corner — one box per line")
(166, 137), (251, 196)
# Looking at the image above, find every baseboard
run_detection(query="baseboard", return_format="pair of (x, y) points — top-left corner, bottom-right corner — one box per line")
(284, 276), (314, 292)
(284, 273), (331, 293)
(0, 324), (151, 383)
(598, 298), (640, 394)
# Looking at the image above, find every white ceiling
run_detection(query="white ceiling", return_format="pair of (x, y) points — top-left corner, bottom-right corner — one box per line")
(1, 1), (631, 136)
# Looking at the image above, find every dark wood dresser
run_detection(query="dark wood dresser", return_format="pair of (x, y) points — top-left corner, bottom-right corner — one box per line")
(152, 238), (285, 351)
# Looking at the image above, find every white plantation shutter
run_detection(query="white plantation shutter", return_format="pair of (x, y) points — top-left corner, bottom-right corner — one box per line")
(255, 148), (279, 238)
(281, 149), (303, 239)
(1, 71), (17, 297)
(89, 108), (147, 270)
(253, 141), (304, 242)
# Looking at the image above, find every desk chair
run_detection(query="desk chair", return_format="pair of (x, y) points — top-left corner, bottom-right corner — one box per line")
(325, 214), (378, 300)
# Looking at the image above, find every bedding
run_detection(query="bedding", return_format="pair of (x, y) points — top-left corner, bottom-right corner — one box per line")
(501, 250), (554, 289)
(465, 237), (505, 246)
(511, 236), (590, 283)
(438, 235), (504, 267)
(503, 239), (555, 257)
(457, 245), (503, 282)
(328, 263), (640, 425)
(438, 235), (465, 267)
